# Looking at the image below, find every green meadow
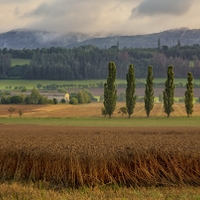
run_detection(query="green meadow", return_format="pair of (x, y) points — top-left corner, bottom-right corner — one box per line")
(11, 59), (31, 67)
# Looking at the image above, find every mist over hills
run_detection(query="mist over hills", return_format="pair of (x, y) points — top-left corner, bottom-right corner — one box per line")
(0, 28), (200, 50)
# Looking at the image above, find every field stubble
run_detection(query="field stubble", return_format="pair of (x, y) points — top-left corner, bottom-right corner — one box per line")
(0, 102), (200, 118)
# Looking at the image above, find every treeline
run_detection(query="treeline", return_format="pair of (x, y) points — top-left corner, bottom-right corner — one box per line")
(1, 43), (200, 80)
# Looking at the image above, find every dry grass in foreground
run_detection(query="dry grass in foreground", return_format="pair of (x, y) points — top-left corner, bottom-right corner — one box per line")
(1, 125), (200, 189)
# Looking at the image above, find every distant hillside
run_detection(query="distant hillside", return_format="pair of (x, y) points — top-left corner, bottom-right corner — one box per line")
(0, 28), (200, 50)
(74, 28), (200, 49)
(0, 29), (89, 49)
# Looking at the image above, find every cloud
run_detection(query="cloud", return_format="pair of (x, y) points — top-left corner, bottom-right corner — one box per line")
(131, 0), (193, 17)
(25, 1), (66, 18)
(0, 0), (199, 36)
(0, 0), (33, 3)
(24, 0), (135, 34)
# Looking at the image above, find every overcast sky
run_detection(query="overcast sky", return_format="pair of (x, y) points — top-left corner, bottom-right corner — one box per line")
(0, 0), (200, 36)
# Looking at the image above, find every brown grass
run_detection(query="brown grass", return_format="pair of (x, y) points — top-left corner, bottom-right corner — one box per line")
(1, 124), (200, 188)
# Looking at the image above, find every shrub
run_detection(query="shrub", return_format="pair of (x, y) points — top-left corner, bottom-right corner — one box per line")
(60, 98), (66, 104)
(118, 107), (128, 116)
(10, 95), (24, 104)
(69, 97), (78, 105)
(53, 98), (58, 104)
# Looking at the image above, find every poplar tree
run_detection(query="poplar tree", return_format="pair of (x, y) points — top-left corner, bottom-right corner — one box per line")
(103, 62), (117, 118)
(144, 66), (154, 117)
(185, 72), (194, 117)
(163, 66), (175, 117)
(126, 64), (136, 118)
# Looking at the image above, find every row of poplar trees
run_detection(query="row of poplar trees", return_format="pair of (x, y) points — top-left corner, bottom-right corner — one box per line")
(103, 62), (194, 118)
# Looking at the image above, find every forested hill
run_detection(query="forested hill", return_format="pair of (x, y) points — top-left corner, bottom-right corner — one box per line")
(1, 28), (200, 49)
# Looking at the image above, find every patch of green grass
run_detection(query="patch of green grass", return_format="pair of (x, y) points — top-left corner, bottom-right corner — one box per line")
(11, 59), (31, 67)
(0, 116), (200, 127)
(189, 60), (195, 67)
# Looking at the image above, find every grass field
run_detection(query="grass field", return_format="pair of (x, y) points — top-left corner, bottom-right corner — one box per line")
(0, 116), (200, 127)
(11, 58), (31, 66)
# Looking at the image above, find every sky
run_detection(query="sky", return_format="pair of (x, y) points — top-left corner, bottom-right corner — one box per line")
(0, 0), (200, 36)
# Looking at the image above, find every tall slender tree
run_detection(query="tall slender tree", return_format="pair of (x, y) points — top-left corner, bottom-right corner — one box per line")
(144, 66), (154, 117)
(163, 66), (175, 117)
(126, 64), (136, 118)
(185, 72), (194, 117)
(103, 62), (117, 118)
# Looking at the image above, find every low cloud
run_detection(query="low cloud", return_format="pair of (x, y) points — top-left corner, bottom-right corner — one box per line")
(131, 0), (193, 17)
(25, 1), (66, 17)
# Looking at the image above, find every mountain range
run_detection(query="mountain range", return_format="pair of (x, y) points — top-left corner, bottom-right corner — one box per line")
(0, 28), (200, 50)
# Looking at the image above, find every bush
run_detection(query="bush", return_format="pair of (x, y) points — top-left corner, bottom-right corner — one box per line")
(1, 95), (11, 104)
(69, 97), (78, 105)
(53, 98), (58, 104)
(21, 87), (27, 92)
(48, 99), (54, 104)
(38, 96), (48, 104)
(60, 98), (66, 104)
(82, 89), (97, 102)
(10, 95), (24, 104)
(58, 88), (66, 93)
(77, 90), (90, 104)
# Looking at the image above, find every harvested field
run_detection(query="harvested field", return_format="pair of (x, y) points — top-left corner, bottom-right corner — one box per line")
(0, 124), (200, 188)
(0, 102), (200, 118)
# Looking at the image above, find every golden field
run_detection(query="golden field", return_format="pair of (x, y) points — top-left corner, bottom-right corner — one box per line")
(0, 102), (200, 118)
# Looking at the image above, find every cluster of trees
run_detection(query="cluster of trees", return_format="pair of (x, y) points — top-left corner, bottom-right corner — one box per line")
(103, 62), (194, 118)
(0, 88), (51, 105)
(69, 89), (97, 105)
(1, 43), (200, 80)
(0, 87), (97, 105)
